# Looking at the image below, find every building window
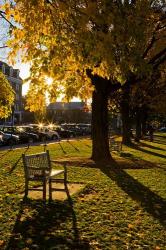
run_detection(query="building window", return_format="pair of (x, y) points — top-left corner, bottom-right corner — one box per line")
(5, 67), (10, 76)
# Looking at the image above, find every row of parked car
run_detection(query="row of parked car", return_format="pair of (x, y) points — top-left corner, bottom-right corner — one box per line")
(0, 123), (91, 146)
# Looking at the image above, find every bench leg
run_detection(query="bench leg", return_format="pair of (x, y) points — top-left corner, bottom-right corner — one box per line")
(43, 178), (47, 200)
(25, 180), (29, 197)
(49, 179), (52, 201)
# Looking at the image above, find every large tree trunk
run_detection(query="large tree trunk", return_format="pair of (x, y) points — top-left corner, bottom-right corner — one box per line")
(91, 87), (112, 162)
(141, 106), (148, 137)
(121, 84), (132, 145)
(135, 107), (142, 142)
(135, 106), (148, 142)
(86, 69), (122, 163)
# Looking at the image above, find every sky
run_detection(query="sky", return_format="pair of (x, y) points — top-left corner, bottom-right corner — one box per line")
(14, 62), (30, 95)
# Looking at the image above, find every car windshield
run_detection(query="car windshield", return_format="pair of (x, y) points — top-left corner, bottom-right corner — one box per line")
(16, 127), (26, 133)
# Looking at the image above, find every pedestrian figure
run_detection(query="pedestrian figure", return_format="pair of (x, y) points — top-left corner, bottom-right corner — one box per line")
(148, 125), (154, 142)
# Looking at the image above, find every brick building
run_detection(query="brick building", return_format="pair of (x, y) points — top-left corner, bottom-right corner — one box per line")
(47, 101), (91, 123)
(0, 61), (23, 124)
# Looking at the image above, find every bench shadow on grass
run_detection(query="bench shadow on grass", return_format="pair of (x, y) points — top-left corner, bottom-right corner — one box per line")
(6, 186), (90, 250)
(99, 160), (166, 227)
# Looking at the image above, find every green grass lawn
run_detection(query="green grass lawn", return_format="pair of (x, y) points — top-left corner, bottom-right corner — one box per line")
(0, 135), (166, 250)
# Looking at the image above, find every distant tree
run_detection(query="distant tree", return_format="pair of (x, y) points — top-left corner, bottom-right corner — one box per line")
(0, 71), (14, 118)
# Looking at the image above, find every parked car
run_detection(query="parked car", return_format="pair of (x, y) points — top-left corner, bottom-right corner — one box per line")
(61, 123), (84, 136)
(0, 126), (39, 144)
(0, 132), (3, 145)
(40, 126), (60, 140)
(26, 124), (49, 142)
(158, 127), (166, 132)
(53, 126), (76, 138)
(76, 123), (91, 135)
(17, 126), (40, 143)
(28, 124), (60, 141)
(0, 131), (19, 146)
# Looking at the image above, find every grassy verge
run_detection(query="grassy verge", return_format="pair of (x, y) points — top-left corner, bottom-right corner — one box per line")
(0, 135), (166, 249)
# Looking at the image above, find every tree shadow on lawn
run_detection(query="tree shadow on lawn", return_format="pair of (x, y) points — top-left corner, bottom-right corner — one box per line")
(9, 148), (30, 174)
(138, 141), (165, 151)
(153, 137), (166, 145)
(53, 155), (163, 170)
(47, 156), (166, 226)
(154, 134), (166, 139)
(130, 144), (166, 159)
(98, 160), (166, 227)
(58, 142), (67, 154)
(67, 140), (80, 152)
(117, 154), (164, 170)
(143, 135), (166, 145)
(0, 149), (13, 159)
(6, 189), (90, 250)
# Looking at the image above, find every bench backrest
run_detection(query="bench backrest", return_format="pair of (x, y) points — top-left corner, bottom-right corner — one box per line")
(22, 150), (51, 179)
(109, 139), (122, 151)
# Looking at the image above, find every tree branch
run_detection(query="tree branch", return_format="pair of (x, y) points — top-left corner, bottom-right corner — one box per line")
(152, 53), (166, 70)
(148, 47), (166, 65)
(0, 11), (15, 28)
(0, 45), (8, 49)
(142, 22), (162, 59)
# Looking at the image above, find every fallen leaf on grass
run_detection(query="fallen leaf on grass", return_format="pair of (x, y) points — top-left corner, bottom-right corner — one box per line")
(0, 240), (4, 246)
(128, 224), (134, 229)
(26, 238), (33, 245)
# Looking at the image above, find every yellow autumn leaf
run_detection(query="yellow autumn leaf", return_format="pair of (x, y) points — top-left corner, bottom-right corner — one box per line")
(128, 223), (134, 229)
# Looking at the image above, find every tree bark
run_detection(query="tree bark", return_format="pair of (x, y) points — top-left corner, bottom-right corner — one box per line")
(141, 106), (148, 137)
(86, 69), (122, 163)
(91, 87), (112, 162)
(121, 83), (132, 145)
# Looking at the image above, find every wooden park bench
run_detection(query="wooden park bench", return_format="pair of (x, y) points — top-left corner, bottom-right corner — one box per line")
(22, 150), (67, 201)
(109, 137), (122, 152)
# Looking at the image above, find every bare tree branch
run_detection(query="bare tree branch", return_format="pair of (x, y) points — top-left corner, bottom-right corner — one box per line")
(0, 45), (8, 49)
(149, 47), (166, 65)
(142, 21), (164, 59)
(0, 11), (15, 28)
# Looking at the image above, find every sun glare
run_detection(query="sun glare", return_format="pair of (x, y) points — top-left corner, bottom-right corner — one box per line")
(45, 77), (53, 85)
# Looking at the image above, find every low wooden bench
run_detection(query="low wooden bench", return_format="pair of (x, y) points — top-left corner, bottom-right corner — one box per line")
(109, 138), (122, 152)
(22, 150), (67, 200)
